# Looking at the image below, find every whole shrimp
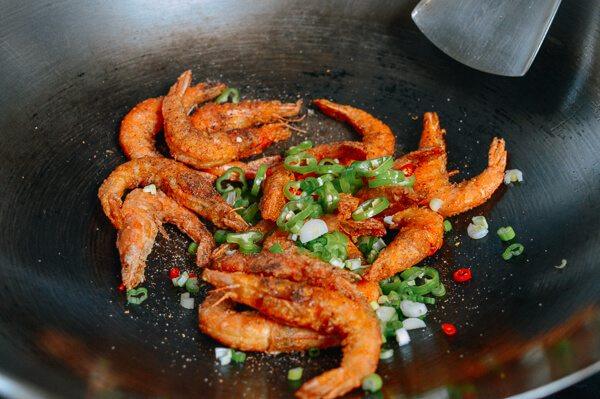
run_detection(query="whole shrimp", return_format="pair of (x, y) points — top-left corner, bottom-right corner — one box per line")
(119, 82), (226, 159)
(313, 99), (395, 159)
(363, 207), (444, 281)
(97, 157), (248, 231)
(117, 189), (213, 289)
(210, 251), (364, 302)
(162, 70), (302, 168)
(199, 291), (340, 353)
(413, 112), (507, 217)
(202, 270), (381, 399)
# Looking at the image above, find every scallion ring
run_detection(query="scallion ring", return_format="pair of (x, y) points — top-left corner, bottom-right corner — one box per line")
(250, 164), (268, 196)
(352, 197), (390, 221)
(316, 181), (339, 213)
(497, 226), (516, 241)
(316, 158), (345, 175)
(284, 152), (317, 174)
(215, 88), (240, 104)
(215, 167), (247, 194)
(286, 140), (313, 156)
(126, 287), (148, 305)
(502, 243), (524, 260)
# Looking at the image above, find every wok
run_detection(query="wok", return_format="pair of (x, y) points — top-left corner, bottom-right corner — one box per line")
(0, 0), (599, 398)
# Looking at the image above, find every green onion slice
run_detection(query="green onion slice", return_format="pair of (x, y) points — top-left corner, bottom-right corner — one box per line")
(362, 373), (383, 392)
(284, 152), (317, 174)
(368, 170), (414, 189)
(239, 202), (260, 225)
(286, 140), (314, 156)
(287, 367), (303, 381)
(250, 164), (268, 196)
(215, 167), (247, 194)
(352, 197), (390, 221)
(497, 226), (516, 241)
(316, 158), (345, 175)
(316, 181), (339, 213)
(215, 88), (240, 104)
(352, 156), (393, 177)
(185, 277), (200, 294)
(443, 220), (452, 232)
(231, 350), (247, 363)
(276, 198), (316, 232)
(226, 231), (263, 254)
(214, 229), (230, 244)
(187, 242), (198, 255)
(284, 181), (307, 201)
(126, 287), (148, 305)
(502, 243), (524, 260)
(269, 243), (284, 254)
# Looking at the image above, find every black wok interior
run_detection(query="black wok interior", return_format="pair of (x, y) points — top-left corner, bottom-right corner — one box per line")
(0, 1), (599, 398)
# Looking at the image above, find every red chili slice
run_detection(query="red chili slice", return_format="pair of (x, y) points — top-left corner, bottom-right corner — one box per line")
(441, 323), (457, 336)
(169, 267), (181, 279)
(452, 267), (472, 283)
(117, 283), (126, 292)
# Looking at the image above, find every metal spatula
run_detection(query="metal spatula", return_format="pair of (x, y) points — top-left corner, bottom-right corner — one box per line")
(411, 0), (562, 77)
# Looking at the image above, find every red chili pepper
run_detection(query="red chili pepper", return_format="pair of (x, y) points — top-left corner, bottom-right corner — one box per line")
(169, 267), (181, 279)
(117, 283), (126, 292)
(453, 267), (472, 283)
(400, 163), (416, 177)
(441, 323), (457, 336)
(188, 272), (197, 279)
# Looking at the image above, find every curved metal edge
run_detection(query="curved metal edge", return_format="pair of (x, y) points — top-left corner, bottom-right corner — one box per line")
(508, 360), (600, 399)
(0, 371), (57, 399)
(410, 0), (562, 77)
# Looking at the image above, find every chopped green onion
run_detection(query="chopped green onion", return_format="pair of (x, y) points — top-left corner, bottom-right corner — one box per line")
(231, 350), (247, 363)
(383, 320), (404, 338)
(308, 348), (320, 358)
(334, 168), (363, 194)
(370, 301), (380, 310)
(215, 167), (247, 194)
(368, 170), (414, 188)
(240, 202), (260, 225)
(380, 348), (394, 360)
(362, 373), (383, 392)
(352, 197), (390, 221)
(443, 220), (452, 232)
(283, 181), (306, 201)
(185, 277), (200, 294)
(215, 88), (240, 104)
(250, 164), (268, 196)
(316, 158), (345, 175)
(284, 152), (317, 174)
(276, 198), (316, 232)
(286, 140), (314, 156)
(430, 283), (446, 297)
(316, 181), (340, 213)
(502, 243), (524, 260)
(214, 229), (229, 244)
(187, 242), (198, 255)
(287, 367), (303, 381)
(269, 243), (284, 254)
(497, 226), (516, 241)
(352, 156), (393, 177)
(126, 287), (148, 305)
(226, 231), (263, 254)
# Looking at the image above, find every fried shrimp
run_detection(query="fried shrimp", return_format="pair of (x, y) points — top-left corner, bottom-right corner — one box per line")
(162, 70), (302, 168)
(119, 83), (226, 159)
(363, 207), (444, 281)
(97, 157), (248, 231)
(199, 291), (340, 353)
(202, 270), (381, 399)
(259, 163), (295, 221)
(313, 99), (395, 158)
(117, 189), (213, 289)
(307, 141), (367, 164)
(413, 113), (508, 216)
(211, 251), (364, 302)
(201, 155), (281, 179)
